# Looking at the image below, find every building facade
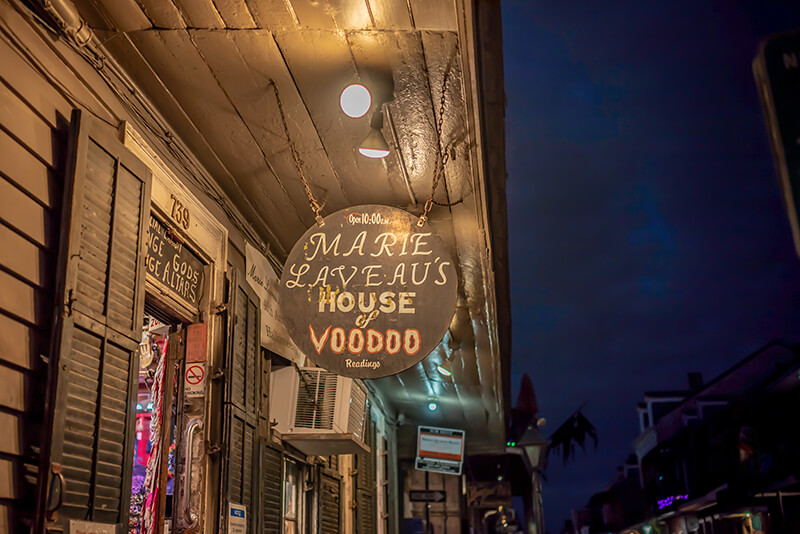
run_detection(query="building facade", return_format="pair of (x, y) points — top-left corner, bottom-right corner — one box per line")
(0, 0), (512, 533)
(569, 342), (800, 534)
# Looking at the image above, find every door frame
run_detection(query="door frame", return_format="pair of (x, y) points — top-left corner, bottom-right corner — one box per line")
(124, 123), (228, 534)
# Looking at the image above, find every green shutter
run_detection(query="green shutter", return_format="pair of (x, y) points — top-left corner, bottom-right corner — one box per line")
(37, 110), (151, 531)
(221, 268), (261, 531)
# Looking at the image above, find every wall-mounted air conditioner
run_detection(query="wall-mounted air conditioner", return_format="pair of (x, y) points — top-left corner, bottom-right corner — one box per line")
(270, 366), (370, 455)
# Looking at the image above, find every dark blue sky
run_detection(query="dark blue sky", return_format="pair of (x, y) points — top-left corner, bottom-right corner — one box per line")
(501, 2), (800, 531)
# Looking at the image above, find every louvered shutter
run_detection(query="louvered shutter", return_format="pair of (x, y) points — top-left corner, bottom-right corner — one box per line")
(261, 445), (283, 534)
(221, 269), (260, 532)
(356, 411), (377, 534)
(36, 110), (151, 531)
(320, 470), (342, 534)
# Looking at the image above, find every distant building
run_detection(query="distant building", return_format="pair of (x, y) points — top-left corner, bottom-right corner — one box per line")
(567, 341), (800, 534)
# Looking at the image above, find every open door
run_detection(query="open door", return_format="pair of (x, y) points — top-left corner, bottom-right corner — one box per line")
(36, 110), (152, 532)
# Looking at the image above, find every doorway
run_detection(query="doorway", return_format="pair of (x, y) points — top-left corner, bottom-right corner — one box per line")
(128, 307), (187, 534)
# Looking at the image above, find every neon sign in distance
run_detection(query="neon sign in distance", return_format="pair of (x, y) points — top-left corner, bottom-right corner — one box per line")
(279, 205), (458, 378)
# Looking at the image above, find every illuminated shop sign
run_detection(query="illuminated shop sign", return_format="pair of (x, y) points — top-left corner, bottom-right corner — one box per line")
(657, 494), (689, 510)
(279, 205), (457, 378)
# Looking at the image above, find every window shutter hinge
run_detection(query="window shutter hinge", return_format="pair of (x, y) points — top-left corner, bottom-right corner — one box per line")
(215, 303), (228, 315)
(211, 368), (225, 380)
(64, 289), (75, 317)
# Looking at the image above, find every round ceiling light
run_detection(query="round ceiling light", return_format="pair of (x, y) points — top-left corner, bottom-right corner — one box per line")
(340, 84), (371, 118)
(428, 402), (438, 412)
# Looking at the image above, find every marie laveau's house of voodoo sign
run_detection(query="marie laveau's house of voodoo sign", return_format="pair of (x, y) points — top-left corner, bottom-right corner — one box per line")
(279, 205), (458, 378)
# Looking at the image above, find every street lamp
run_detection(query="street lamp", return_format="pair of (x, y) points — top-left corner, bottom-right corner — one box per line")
(518, 425), (548, 469)
(517, 424), (548, 533)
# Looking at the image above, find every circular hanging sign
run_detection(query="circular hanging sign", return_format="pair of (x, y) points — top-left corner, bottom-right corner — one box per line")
(279, 205), (458, 378)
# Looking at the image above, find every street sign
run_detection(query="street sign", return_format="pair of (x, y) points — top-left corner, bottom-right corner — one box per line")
(184, 363), (206, 398)
(755, 30), (800, 257)
(415, 426), (465, 476)
(415, 457), (462, 475)
(409, 490), (446, 503)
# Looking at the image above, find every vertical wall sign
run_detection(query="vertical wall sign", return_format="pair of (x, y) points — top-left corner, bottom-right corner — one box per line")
(245, 243), (305, 365)
(279, 205), (458, 378)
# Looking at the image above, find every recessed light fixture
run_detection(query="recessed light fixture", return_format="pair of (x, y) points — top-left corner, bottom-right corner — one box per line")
(340, 84), (371, 118)
(427, 401), (438, 412)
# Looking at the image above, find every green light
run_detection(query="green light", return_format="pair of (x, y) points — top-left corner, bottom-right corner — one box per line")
(511, 442), (516, 447)
(437, 365), (452, 377)
(506, 441), (512, 447)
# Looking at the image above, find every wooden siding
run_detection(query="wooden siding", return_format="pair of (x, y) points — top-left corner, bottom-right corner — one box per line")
(0, 20), (70, 529)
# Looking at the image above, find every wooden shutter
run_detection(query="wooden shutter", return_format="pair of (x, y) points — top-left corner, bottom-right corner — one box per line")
(261, 445), (283, 534)
(320, 470), (342, 534)
(356, 410), (377, 534)
(36, 110), (151, 531)
(221, 269), (260, 531)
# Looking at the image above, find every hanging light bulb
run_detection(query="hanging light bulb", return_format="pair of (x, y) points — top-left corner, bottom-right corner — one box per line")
(359, 108), (390, 158)
(340, 84), (371, 118)
(359, 129), (390, 158)
(437, 358), (453, 377)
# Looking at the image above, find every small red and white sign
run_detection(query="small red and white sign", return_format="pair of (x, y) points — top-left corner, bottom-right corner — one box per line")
(184, 364), (206, 398)
(416, 426), (465, 475)
(418, 428), (464, 460)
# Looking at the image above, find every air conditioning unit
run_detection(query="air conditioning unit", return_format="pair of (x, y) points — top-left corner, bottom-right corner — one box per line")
(270, 366), (370, 455)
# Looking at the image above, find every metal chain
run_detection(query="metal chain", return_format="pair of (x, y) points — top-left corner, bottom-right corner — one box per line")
(271, 80), (325, 226)
(418, 60), (453, 227)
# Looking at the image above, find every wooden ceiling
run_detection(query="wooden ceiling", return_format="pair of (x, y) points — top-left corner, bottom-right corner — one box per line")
(73, 0), (508, 455)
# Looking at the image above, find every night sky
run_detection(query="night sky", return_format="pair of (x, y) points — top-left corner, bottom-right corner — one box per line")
(501, 2), (800, 531)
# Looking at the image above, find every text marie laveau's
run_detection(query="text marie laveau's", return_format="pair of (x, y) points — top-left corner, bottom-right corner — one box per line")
(284, 230), (451, 357)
